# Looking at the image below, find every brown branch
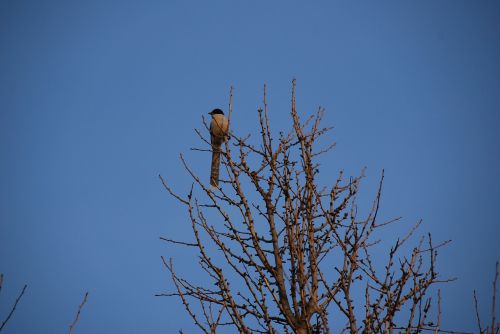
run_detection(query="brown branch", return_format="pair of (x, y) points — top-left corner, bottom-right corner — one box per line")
(160, 236), (198, 247)
(393, 326), (473, 334)
(159, 174), (190, 205)
(475, 290), (484, 334)
(492, 261), (499, 334)
(0, 284), (27, 332)
(227, 86), (233, 132)
(67, 291), (89, 334)
(435, 289), (441, 334)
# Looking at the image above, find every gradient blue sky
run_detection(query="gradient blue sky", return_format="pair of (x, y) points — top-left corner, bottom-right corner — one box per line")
(1, 1), (499, 333)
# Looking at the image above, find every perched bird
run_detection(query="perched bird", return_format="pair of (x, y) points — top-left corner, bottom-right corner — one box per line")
(209, 108), (229, 187)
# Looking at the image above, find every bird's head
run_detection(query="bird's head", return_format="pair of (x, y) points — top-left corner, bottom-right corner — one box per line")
(209, 108), (224, 116)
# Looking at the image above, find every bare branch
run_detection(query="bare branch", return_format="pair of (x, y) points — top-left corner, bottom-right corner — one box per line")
(67, 292), (89, 334)
(475, 290), (484, 334)
(492, 261), (499, 334)
(0, 283), (27, 332)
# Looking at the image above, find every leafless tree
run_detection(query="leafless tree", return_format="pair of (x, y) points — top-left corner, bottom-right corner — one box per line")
(159, 81), (456, 334)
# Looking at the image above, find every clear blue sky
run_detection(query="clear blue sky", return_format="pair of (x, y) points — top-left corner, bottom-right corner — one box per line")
(1, 1), (499, 333)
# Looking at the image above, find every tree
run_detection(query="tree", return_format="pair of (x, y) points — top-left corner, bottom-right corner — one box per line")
(158, 81), (455, 334)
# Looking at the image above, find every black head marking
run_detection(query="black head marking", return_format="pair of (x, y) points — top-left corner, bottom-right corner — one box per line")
(209, 108), (224, 115)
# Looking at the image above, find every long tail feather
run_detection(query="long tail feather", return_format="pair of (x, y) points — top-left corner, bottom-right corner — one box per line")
(210, 144), (221, 187)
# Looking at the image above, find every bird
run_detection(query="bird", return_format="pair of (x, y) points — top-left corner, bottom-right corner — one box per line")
(208, 108), (229, 187)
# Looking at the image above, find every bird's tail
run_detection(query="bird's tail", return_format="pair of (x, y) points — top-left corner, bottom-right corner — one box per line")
(210, 144), (221, 187)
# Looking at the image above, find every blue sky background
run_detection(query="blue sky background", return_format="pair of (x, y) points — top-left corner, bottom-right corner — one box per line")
(1, 1), (499, 333)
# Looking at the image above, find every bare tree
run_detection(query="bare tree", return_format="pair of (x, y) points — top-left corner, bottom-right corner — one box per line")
(159, 81), (454, 333)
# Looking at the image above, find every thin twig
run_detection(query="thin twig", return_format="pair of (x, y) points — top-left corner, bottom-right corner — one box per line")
(159, 174), (189, 205)
(492, 261), (499, 334)
(0, 284), (27, 332)
(393, 326), (472, 334)
(160, 236), (198, 247)
(475, 290), (483, 333)
(434, 289), (441, 334)
(67, 292), (89, 334)
(227, 86), (233, 132)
